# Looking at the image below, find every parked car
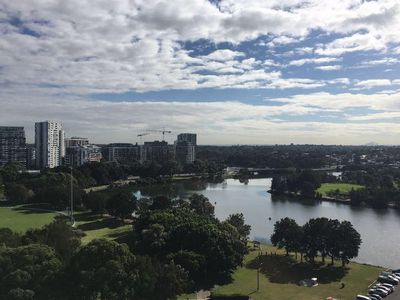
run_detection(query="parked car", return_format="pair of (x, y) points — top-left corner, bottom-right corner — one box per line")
(369, 288), (388, 297)
(373, 285), (391, 294)
(376, 283), (394, 292)
(369, 294), (382, 300)
(355, 295), (371, 300)
(378, 275), (399, 285)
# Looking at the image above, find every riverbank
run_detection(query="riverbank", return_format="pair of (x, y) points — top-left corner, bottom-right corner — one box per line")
(208, 243), (384, 300)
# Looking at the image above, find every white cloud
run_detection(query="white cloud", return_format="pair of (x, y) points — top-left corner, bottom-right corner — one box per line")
(288, 57), (341, 66)
(315, 65), (342, 71)
(362, 57), (400, 66)
(355, 79), (393, 88)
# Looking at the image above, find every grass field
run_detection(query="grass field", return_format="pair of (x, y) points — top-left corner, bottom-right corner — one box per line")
(317, 183), (364, 197)
(0, 205), (58, 233)
(0, 204), (131, 243)
(73, 211), (132, 244)
(209, 244), (383, 300)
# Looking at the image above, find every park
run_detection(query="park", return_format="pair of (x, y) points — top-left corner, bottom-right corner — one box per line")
(0, 204), (383, 300)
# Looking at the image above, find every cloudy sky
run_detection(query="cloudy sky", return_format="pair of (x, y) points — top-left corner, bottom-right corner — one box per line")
(1, 0), (400, 145)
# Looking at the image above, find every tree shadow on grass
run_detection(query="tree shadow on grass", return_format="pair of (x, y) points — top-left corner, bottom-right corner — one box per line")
(74, 211), (102, 222)
(246, 254), (348, 284)
(77, 217), (125, 232)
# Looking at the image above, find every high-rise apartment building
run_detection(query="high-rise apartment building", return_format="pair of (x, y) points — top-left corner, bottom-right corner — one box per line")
(177, 133), (197, 146)
(140, 141), (175, 163)
(65, 137), (89, 148)
(175, 140), (195, 164)
(0, 126), (26, 168)
(35, 121), (65, 169)
(175, 133), (197, 164)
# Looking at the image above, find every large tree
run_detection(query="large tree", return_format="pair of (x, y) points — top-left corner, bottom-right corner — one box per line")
(65, 239), (137, 300)
(0, 244), (62, 300)
(225, 213), (251, 241)
(132, 208), (247, 290)
(271, 217), (301, 256)
(338, 221), (362, 266)
(188, 194), (215, 217)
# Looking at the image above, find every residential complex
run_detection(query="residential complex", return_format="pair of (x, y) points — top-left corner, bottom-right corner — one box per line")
(65, 137), (89, 148)
(0, 122), (197, 169)
(102, 143), (140, 163)
(64, 144), (102, 166)
(0, 126), (26, 168)
(35, 121), (65, 169)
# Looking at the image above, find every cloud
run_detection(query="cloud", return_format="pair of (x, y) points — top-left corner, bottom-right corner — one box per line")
(355, 79), (393, 88)
(288, 57), (341, 66)
(315, 65), (342, 71)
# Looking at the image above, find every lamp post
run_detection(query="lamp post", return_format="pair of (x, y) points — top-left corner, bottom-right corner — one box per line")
(257, 250), (262, 291)
(70, 166), (75, 226)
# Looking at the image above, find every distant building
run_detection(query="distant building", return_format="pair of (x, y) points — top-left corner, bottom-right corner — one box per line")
(175, 140), (195, 164)
(0, 126), (26, 168)
(35, 121), (65, 169)
(65, 137), (89, 148)
(141, 141), (175, 163)
(177, 133), (197, 146)
(102, 143), (140, 163)
(26, 144), (36, 169)
(175, 133), (196, 164)
(64, 144), (102, 167)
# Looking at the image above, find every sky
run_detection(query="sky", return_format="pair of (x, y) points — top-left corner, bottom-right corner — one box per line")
(1, 0), (400, 145)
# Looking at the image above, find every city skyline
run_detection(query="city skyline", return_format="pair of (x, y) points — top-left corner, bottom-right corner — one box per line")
(1, 1), (400, 144)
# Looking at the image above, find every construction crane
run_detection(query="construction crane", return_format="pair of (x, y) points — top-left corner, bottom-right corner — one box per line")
(146, 129), (172, 141)
(137, 133), (150, 144)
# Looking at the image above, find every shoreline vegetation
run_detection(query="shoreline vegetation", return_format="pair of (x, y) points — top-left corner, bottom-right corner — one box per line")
(179, 243), (384, 300)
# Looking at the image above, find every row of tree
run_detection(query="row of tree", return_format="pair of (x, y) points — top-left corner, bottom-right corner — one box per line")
(270, 170), (337, 198)
(271, 217), (361, 266)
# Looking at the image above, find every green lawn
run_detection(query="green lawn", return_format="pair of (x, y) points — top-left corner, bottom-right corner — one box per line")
(211, 244), (383, 300)
(317, 183), (364, 197)
(0, 205), (58, 233)
(73, 211), (132, 244)
(0, 205), (131, 243)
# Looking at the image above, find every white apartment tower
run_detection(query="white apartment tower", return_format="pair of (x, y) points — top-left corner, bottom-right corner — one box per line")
(35, 121), (65, 169)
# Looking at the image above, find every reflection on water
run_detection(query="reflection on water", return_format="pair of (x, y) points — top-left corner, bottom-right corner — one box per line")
(138, 178), (400, 268)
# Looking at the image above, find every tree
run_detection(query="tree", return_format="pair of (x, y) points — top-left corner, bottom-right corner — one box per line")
(188, 194), (215, 217)
(225, 213), (251, 241)
(0, 244), (62, 299)
(325, 219), (341, 265)
(150, 196), (173, 210)
(0, 228), (22, 247)
(83, 192), (108, 215)
(66, 239), (137, 300)
(133, 208), (247, 290)
(134, 255), (189, 300)
(271, 218), (301, 256)
(107, 191), (137, 221)
(270, 176), (287, 194)
(338, 221), (361, 266)
(4, 183), (32, 204)
(22, 219), (82, 262)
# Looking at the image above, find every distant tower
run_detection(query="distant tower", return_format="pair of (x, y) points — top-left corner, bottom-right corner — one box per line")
(177, 133), (197, 146)
(0, 126), (26, 168)
(35, 121), (65, 169)
(176, 133), (197, 163)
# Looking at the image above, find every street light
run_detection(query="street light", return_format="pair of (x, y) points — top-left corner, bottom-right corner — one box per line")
(70, 166), (75, 227)
(257, 250), (263, 291)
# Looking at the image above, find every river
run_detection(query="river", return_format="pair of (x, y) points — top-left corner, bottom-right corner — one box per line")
(136, 177), (400, 268)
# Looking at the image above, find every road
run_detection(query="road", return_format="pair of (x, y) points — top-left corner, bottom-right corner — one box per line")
(386, 288), (400, 300)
